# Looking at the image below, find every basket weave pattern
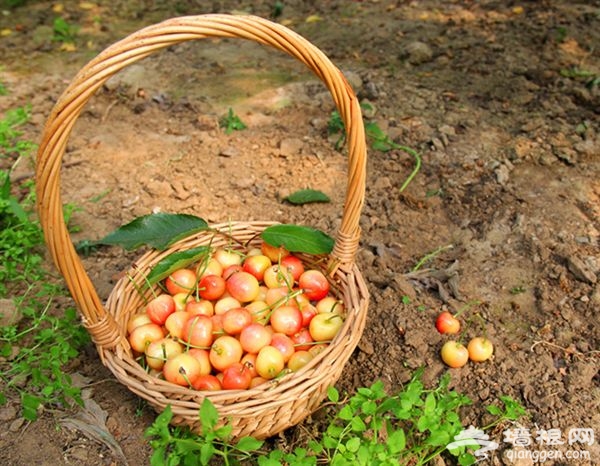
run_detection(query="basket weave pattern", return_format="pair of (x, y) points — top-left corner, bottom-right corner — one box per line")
(36, 14), (369, 440)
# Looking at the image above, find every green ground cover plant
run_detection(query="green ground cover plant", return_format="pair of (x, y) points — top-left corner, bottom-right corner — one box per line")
(0, 103), (89, 420)
(146, 369), (526, 466)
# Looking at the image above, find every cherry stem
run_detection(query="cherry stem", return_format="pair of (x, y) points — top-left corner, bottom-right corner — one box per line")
(452, 299), (481, 319)
(293, 340), (330, 347)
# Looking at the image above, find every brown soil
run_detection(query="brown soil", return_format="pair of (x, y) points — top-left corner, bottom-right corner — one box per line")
(1, 1), (599, 465)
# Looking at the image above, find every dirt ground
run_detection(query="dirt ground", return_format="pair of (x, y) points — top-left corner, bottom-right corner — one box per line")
(1, 1), (599, 465)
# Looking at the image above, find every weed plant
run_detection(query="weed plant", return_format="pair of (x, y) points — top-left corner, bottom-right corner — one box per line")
(0, 103), (89, 420)
(146, 369), (526, 466)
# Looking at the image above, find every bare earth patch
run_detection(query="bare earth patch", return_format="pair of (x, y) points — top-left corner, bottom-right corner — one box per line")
(0, 1), (598, 465)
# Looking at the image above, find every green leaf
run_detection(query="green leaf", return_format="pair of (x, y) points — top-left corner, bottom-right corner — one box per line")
(259, 452), (284, 466)
(346, 437), (361, 453)
(284, 189), (331, 205)
(200, 442), (215, 466)
(499, 395), (527, 419)
(213, 424), (232, 440)
(424, 392), (436, 413)
(338, 405), (354, 421)
(458, 452), (477, 466)
(355, 446), (369, 465)
(417, 414), (433, 432)
(98, 213), (208, 251)
(145, 405), (173, 439)
(199, 398), (219, 433)
(308, 439), (324, 455)
(328, 386), (340, 403)
(486, 404), (502, 416)
(350, 416), (366, 432)
(150, 446), (168, 466)
(235, 436), (263, 452)
(387, 429), (406, 454)
(426, 429), (451, 446)
(21, 393), (42, 421)
(146, 247), (210, 284)
(361, 400), (377, 416)
(261, 224), (334, 255)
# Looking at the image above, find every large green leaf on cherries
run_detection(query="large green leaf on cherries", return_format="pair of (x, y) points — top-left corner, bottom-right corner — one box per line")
(284, 189), (330, 205)
(146, 246), (210, 285)
(98, 213), (208, 251)
(261, 224), (334, 255)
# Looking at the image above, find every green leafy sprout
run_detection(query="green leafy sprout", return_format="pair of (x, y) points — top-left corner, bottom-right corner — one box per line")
(220, 108), (247, 134)
(52, 17), (79, 44)
(328, 103), (422, 192)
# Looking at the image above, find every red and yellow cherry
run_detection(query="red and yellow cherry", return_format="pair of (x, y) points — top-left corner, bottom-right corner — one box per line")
(144, 338), (184, 370)
(186, 348), (212, 376)
(269, 333), (295, 363)
(197, 258), (223, 280)
(245, 300), (270, 324)
(250, 376), (268, 388)
(435, 311), (461, 335)
(127, 312), (153, 334)
(299, 270), (330, 301)
(146, 294), (176, 325)
(213, 248), (243, 268)
(129, 322), (165, 353)
(440, 341), (469, 368)
(242, 254), (272, 281)
(214, 296), (242, 315)
(270, 305), (303, 336)
(255, 345), (285, 380)
(209, 335), (243, 372)
(309, 312), (344, 341)
(226, 271), (260, 303)
(316, 296), (344, 315)
(164, 311), (190, 340)
(467, 337), (494, 362)
(263, 265), (294, 289)
(222, 307), (253, 335)
(287, 350), (314, 372)
(198, 274), (226, 301)
(165, 268), (197, 295)
(280, 255), (305, 281)
(291, 327), (314, 351)
(172, 292), (193, 312)
(300, 304), (318, 327)
(185, 299), (214, 317)
(163, 353), (202, 386)
(265, 286), (295, 308)
(222, 264), (243, 280)
(181, 315), (214, 348)
(221, 362), (253, 390)
(191, 374), (222, 391)
(261, 242), (290, 263)
(239, 322), (272, 354)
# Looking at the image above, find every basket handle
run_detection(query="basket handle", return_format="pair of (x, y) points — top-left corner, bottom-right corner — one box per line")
(36, 14), (367, 347)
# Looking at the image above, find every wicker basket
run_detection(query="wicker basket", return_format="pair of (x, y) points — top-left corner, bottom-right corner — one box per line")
(36, 14), (369, 440)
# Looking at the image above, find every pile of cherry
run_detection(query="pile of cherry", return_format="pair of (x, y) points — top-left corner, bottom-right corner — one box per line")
(126, 242), (344, 390)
